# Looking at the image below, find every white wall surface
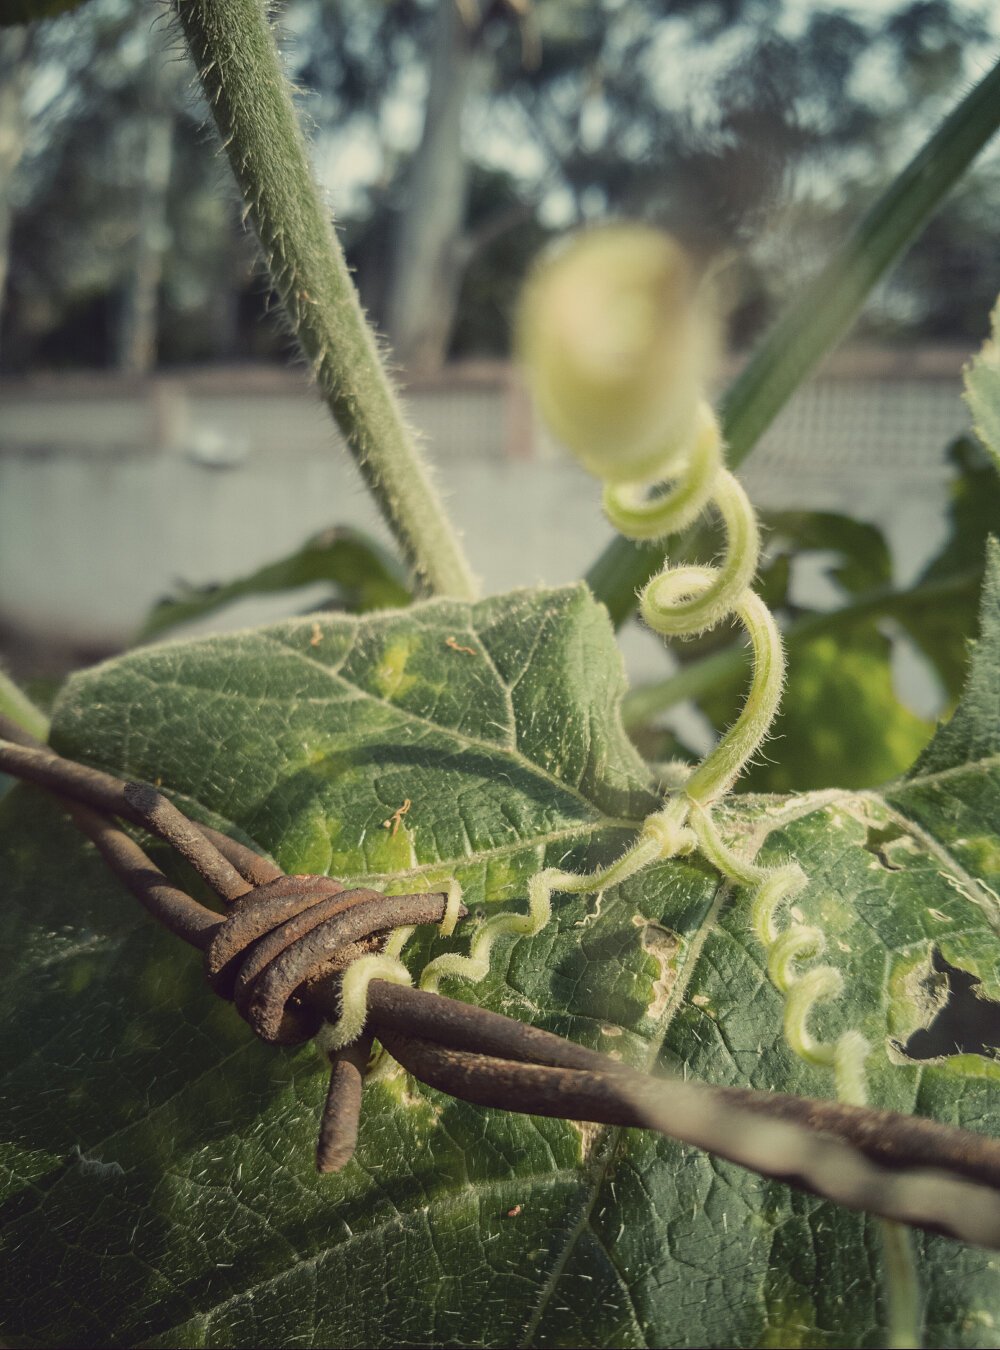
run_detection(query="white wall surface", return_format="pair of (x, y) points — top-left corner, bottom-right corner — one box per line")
(0, 359), (973, 711)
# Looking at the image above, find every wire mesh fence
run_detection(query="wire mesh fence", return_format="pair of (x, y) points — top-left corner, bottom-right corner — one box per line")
(0, 350), (976, 664)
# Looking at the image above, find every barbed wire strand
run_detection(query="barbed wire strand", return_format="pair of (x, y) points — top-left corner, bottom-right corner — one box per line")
(2, 722), (1000, 1248)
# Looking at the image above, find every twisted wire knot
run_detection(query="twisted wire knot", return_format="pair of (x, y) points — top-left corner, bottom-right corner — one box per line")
(205, 876), (457, 1047)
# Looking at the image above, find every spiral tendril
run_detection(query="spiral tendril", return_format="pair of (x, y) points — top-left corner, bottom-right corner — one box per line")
(326, 395), (867, 1117)
(687, 757), (869, 1086)
(607, 407), (868, 1108)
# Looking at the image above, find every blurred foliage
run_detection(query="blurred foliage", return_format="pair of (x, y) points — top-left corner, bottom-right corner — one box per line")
(0, 0), (93, 25)
(0, 4), (262, 370)
(745, 629), (934, 793)
(965, 293), (1000, 473)
(894, 436), (1000, 698)
(136, 526), (412, 643)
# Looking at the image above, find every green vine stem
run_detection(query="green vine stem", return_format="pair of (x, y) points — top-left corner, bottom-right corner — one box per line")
(0, 667), (49, 743)
(586, 54), (1000, 626)
(171, 0), (478, 601)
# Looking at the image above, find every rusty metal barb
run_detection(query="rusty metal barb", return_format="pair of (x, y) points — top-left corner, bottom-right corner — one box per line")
(317, 1033), (375, 1174)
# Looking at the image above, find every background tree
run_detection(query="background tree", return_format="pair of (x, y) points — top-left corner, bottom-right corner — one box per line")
(1, 0), (997, 373)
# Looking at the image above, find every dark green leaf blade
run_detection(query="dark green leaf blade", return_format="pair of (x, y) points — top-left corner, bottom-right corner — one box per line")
(761, 508), (893, 596)
(886, 538), (1000, 930)
(895, 437), (1000, 701)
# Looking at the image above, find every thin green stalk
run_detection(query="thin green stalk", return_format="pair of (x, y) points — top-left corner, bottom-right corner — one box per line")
(639, 470), (759, 638)
(621, 570), (979, 730)
(881, 1220), (923, 1349)
(172, 0), (477, 601)
(624, 643), (750, 728)
(586, 55), (1000, 625)
(682, 588), (784, 803)
(0, 668), (49, 743)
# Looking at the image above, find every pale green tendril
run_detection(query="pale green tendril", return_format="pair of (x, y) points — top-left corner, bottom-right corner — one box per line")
(325, 953), (413, 1051)
(691, 771), (916, 1343)
(688, 793), (870, 1081)
(325, 886), (466, 1051)
(327, 397), (868, 1121)
(420, 831), (667, 993)
(639, 470), (760, 640)
(602, 403), (722, 541)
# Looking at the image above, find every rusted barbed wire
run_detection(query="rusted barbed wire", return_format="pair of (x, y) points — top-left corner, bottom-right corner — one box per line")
(2, 716), (1000, 1247)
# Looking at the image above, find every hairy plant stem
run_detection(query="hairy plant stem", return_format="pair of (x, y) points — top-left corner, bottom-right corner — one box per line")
(586, 55), (1000, 625)
(172, 0), (477, 600)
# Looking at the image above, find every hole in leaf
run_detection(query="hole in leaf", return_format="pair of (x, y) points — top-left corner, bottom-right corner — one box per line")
(898, 948), (1000, 1061)
(863, 823), (906, 870)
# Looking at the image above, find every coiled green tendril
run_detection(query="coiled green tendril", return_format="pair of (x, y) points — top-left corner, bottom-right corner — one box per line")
(326, 397), (869, 1106)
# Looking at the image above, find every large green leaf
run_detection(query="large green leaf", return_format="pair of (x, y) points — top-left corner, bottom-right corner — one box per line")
(2, 579), (1000, 1347)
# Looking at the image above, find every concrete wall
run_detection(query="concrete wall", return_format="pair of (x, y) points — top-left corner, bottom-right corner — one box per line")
(0, 354), (974, 686)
